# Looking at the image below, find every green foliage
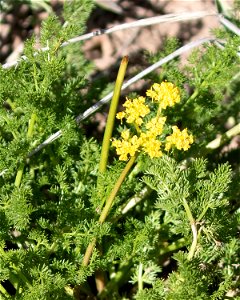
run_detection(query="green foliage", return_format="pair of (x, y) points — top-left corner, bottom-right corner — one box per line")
(143, 157), (232, 238)
(0, 1), (240, 299)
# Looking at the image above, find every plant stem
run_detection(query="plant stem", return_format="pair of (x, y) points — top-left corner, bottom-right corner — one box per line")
(99, 155), (136, 224)
(182, 198), (198, 260)
(82, 155), (137, 266)
(15, 163), (24, 188)
(27, 113), (37, 139)
(99, 259), (133, 298)
(82, 239), (96, 267)
(182, 198), (195, 225)
(0, 248), (31, 292)
(188, 223), (198, 260)
(182, 67), (219, 109)
(0, 283), (10, 298)
(14, 113), (37, 188)
(197, 204), (210, 222)
(138, 262), (143, 291)
(181, 88), (199, 108)
(159, 237), (186, 255)
(33, 64), (39, 92)
(206, 122), (240, 150)
(95, 269), (106, 293)
(11, 265), (32, 288)
(98, 56), (129, 173)
(93, 57), (128, 288)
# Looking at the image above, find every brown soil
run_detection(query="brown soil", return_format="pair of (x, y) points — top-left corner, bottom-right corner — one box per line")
(1, 0), (226, 67)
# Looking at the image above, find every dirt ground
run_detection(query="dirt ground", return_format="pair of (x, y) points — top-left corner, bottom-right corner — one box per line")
(0, 0), (233, 68)
(84, 0), (221, 70)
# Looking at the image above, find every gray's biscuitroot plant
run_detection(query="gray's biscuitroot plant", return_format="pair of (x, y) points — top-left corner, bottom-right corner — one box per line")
(0, 1), (239, 299)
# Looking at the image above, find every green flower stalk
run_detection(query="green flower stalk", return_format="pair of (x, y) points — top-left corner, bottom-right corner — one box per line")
(98, 56), (129, 173)
(82, 155), (136, 267)
(82, 56), (129, 267)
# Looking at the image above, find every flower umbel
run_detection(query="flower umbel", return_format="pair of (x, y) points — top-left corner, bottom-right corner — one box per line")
(146, 81), (180, 109)
(165, 126), (194, 151)
(139, 132), (163, 158)
(113, 82), (193, 160)
(116, 96), (150, 126)
(112, 130), (141, 161)
(145, 116), (167, 137)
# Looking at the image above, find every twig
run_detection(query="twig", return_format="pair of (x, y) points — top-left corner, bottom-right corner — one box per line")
(206, 123), (240, 150)
(219, 14), (240, 36)
(27, 130), (62, 157)
(2, 11), (217, 69)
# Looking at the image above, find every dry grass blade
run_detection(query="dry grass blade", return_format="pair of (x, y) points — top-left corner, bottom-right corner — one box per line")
(2, 11), (217, 69)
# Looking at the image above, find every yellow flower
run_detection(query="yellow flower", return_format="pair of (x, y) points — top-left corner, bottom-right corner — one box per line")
(113, 82), (193, 161)
(116, 111), (125, 123)
(112, 134), (141, 161)
(139, 132), (163, 158)
(165, 126), (194, 151)
(117, 96), (150, 126)
(146, 81), (180, 109)
(121, 129), (130, 140)
(146, 116), (167, 137)
(142, 138), (163, 158)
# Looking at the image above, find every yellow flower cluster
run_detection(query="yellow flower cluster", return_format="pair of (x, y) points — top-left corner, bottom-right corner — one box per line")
(112, 82), (193, 161)
(139, 132), (163, 158)
(112, 116), (165, 161)
(146, 81), (180, 109)
(165, 126), (194, 151)
(116, 96), (150, 126)
(112, 130), (141, 161)
(145, 116), (166, 136)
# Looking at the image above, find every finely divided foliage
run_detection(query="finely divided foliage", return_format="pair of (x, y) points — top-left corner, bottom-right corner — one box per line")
(0, 0), (240, 299)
